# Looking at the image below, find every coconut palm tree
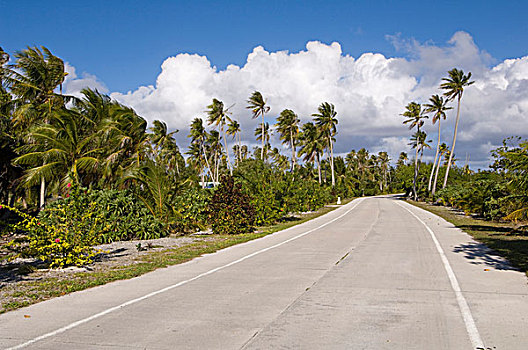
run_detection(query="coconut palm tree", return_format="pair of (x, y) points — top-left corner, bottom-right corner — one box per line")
(440, 68), (474, 188)
(207, 98), (233, 175)
(188, 117), (214, 184)
(401, 102), (428, 200)
(423, 95), (452, 194)
(431, 143), (448, 194)
(313, 102), (338, 187)
(276, 109), (300, 171)
(246, 91), (270, 160)
(14, 109), (101, 190)
(299, 122), (324, 183)
(5, 46), (68, 207)
(149, 120), (181, 174)
(226, 119), (241, 166)
(377, 151), (390, 192)
(254, 122), (272, 161)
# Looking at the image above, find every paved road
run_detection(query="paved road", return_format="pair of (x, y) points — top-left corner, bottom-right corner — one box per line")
(1, 197), (527, 349)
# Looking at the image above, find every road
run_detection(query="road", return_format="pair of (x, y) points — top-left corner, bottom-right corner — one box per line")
(1, 196), (527, 349)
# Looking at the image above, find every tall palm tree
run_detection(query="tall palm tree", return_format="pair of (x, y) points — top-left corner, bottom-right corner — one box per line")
(206, 130), (223, 183)
(432, 143), (448, 194)
(188, 117), (214, 184)
(149, 120), (181, 174)
(401, 102), (428, 200)
(440, 68), (474, 188)
(276, 109), (300, 171)
(246, 91), (270, 160)
(313, 102), (338, 187)
(226, 119), (241, 166)
(14, 109), (101, 190)
(207, 98), (233, 175)
(299, 122), (324, 183)
(254, 122), (272, 161)
(5, 46), (68, 207)
(377, 151), (390, 192)
(423, 95), (452, 194)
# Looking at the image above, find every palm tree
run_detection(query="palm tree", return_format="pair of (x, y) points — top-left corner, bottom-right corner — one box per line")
(299, 122), (324, 183)
(401, 102), (428, 200)
(440, 68), (474, 188)
(313, 102), (338, 187)
(207, 98), (233, 175)
(377, 151), (390, 192)
(188, 117), (213, 184)
(276, 109), (300, 171)
(432, 143), (448, 194)
(5, 46), (68, 207)
(254, 122), (272, 161)
(149, 120), (181, 174)
(246, 91), (270, 160)
(226, 119), (241, 166)
(423, 95), (452, 194)
(207, 130), (223, 183)
(14, 109), (100, 190)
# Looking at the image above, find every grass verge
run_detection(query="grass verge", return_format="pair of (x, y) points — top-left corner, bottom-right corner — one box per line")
(409, 200), (528, 277)
(1, 199), (353, 314)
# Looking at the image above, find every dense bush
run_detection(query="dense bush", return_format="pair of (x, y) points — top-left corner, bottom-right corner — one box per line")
(4, 204), (99, 268)
(206, 176), (255, 234)
(173, 187), (211, 233)
(40, 185), (166, 243)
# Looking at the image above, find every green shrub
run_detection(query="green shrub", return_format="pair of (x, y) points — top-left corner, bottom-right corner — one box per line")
(206, 176), (255, 234)
(4, 203), (99, 268)
(173, 187), (211, 233)
(40, 185), (166, 243)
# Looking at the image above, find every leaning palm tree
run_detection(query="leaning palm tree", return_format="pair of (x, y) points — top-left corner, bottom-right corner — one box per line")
(423, 95), (452, 194)
(5, 46), (68, 207)
(246, 91), (270, 160)
(188, 117), (214, 184)
(226, 119), (241, 166)
(254, 122), (272, 161)
(14, 109), (101, 190)
(313, 102), (338, 187)
(299, 122), (324, 183)
(207, 98), (233, 174)
(401, 102), (428, 200)
(440, 68), (474, 188)
(276, 109), (300, 171)
(432, 143), (448, 194)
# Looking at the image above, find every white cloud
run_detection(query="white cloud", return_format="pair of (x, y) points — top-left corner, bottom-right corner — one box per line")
(63, 63), (108, 97)
(101, 32), (528, 168)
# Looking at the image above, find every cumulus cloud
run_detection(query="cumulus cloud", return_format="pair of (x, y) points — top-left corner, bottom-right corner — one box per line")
(106, 32), (528, 168)
(63, 63), (108, 97)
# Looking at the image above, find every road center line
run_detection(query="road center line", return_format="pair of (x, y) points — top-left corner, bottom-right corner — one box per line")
(5, 198), (365, 350)
(396, 201), (484, 350)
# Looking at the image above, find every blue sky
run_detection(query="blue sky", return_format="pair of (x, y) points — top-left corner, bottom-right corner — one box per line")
(1, 0), (527, 92)
(2, 0), (528, 168)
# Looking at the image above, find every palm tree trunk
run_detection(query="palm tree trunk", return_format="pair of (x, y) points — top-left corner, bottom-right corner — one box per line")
(222, 126), (232, 176)
(432, 150), (442, 196)
(40, 177), (46, 208)
(428, 120), (441, 192)
(329, 136), (335, 187)
(237, 133), (242, 166)
(201, 143), (214, 183)
(260, 116), (264, 160)
(290, 130), (294, 171)
(413, 146), (419, 201)
(443, 95), (461, 188)
(316, 153), (322, 184)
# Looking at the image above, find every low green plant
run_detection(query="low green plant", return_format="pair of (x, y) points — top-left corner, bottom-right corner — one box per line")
(39, 185), (166, 243)
(3, 203), (99, 268)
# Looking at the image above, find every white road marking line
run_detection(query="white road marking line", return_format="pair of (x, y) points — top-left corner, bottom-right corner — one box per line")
(5, 198), (365, 350)
(396, 201), (485, 350)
